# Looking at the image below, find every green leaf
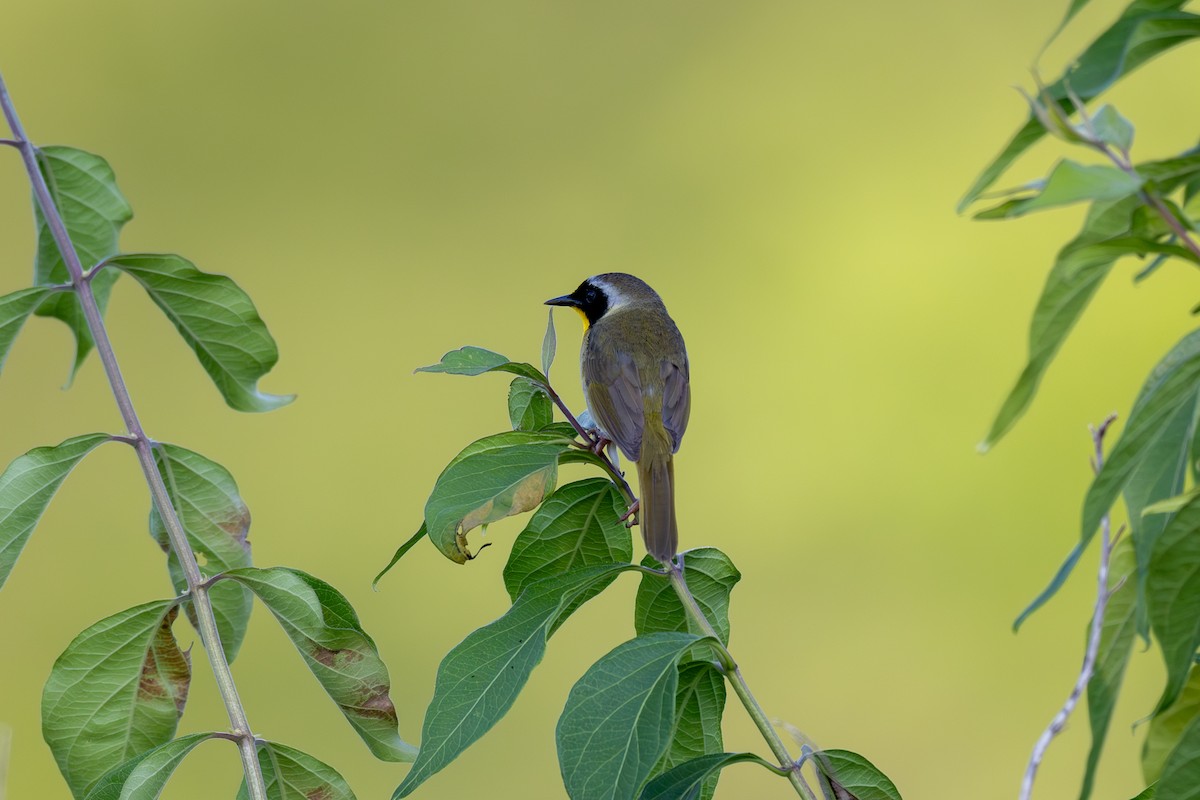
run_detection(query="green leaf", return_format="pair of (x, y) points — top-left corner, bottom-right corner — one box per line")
(813, 749), (903, 800)
(558, 632), (709, 800)
(0, 433), (109, 590)
(42, 601), (190, 798)
(1149, 494), (1200, 711)
(373, 524), (427, 589)
(1088, 329), (1200, 556)
(1144, 487), (1200, 515)
(0, 287), (52, 376)
(84, 733), (214, 800)
(224, 567), (415, 762)
(1144, 666), (1200, 784)
(974, 161), (1141, 219)
(636, 548), (741, 647)
(1081, 537), (1140, 800)
(1131, 785), (1157, 800)
(424, 430), (574, 563)
(416, 346), (545, 383)
(32, 146), (133, 378)
(652, 663), (727, 800)
(542, 309), (557, 377)
(237, 742), (355, 800)
(503, 478), (632, 623)
(106, 254), (292, 412)
(508, 377), (553, 432)
(1158, 714), (1200, 800)
(394, 564), (636, 798)
(1092, 105), (1135, 152)
(959, 7), (1200, 210)
(639, 752), (781, 800)
(1125, 392), (1198, 641)
(1016, 328), (1200, 628)
(979, 195), (1140, 453)
(150, 444), (253, 663)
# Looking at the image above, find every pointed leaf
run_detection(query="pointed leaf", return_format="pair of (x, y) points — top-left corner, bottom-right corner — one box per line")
(960, 8), (1200, 209)
(813, 749), (903, 800)
(1145, 487), (1200, 515)
(83, 733), (214, 800)
(237, 742), (355, 800)
(42, 601), (190, 798)
(1158, 714), (1200, 800)
(542, 310), (557, 377)
(373, 524), (427, 589)
(1087, 329), (1200, 552)
(1081, 537), (1139, 800)
(107, 254), (292, 412)
(974, 161), (1141, 219)
(652, 663), (727, 800)
(150, 444), (253, 662)
(980, 195), (1140, 452)
(557, 632), (709, 800)
(0, 433), (109, 590)
(224, 567), (414, 762)
(0, 287), (52, 376)
(394, 564), (637, 798)
(1092, 105), (1135, 152)
(1149, 494), (1200, 711)
(508, 377), (553, 432)
(1144, 667), (1200, 784)
(416, 346), (545, 383)
(639, 752), (781, 800)
(503, 478), (632, 625)
(424, 430), (574, 563)
(32, 146), (133, 377)
(1015, 329), (1200, 628)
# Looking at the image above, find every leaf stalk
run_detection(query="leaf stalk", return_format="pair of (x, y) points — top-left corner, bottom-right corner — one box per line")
(0, 71), (268, 800)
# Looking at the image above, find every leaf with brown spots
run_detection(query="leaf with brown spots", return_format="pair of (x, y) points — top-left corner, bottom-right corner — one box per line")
(226, 567), (416, 762)
(236, 741), (355, 800)
(42, 600), (191, 798)
(149, 444), (254, 662)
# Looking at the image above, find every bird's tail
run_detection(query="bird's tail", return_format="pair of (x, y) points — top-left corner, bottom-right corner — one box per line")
(637, 445), (678, 564)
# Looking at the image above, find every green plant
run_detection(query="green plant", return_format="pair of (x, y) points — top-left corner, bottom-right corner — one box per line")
(0, 72), (415, 799)
(374, 318), (903, 799)
(963, 1), (1200, 797)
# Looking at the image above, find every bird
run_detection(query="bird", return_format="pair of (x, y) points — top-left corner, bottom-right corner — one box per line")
(545, 274), (690, 564)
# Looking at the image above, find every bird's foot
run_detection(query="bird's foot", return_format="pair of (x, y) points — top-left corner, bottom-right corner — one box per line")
(620, 498), (640, 528)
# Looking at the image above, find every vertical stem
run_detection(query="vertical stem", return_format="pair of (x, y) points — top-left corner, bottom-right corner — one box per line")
(0, 73), (267, 800)
(668, 563), (817, 799)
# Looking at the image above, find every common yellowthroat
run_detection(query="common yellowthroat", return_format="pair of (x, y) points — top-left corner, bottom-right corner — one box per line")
(546, 274), (690, 563)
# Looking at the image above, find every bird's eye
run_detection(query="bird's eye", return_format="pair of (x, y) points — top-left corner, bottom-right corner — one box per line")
(585, 287), (598, 304)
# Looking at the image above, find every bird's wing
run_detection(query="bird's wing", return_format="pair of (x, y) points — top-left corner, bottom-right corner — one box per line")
(660, 356), (690, 453)
(584, 349), (645, 461)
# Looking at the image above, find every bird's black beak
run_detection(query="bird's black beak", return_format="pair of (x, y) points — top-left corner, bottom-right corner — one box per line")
(545, 294), (579, 308)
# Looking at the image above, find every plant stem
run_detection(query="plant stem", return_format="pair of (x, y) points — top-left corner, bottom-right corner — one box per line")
(544, 376), (815, 796)
(1018, 415), (1119, 800)
(668, 561), (817, 799)
(0, 73), (268, 800)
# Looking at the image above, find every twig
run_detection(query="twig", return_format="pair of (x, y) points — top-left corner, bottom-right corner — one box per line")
(1019, 413), (1119, 800)
(545, 376), (815, 796)
(0, 73), (268, 800)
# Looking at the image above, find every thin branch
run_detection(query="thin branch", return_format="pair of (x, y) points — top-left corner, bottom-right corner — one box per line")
(1019, 413), (1119, 800)
(0, 72), (268, 800)
(669, 560), (817, 799)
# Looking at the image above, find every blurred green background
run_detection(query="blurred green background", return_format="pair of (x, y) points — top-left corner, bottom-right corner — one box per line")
(2, 1), (1198, 798)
